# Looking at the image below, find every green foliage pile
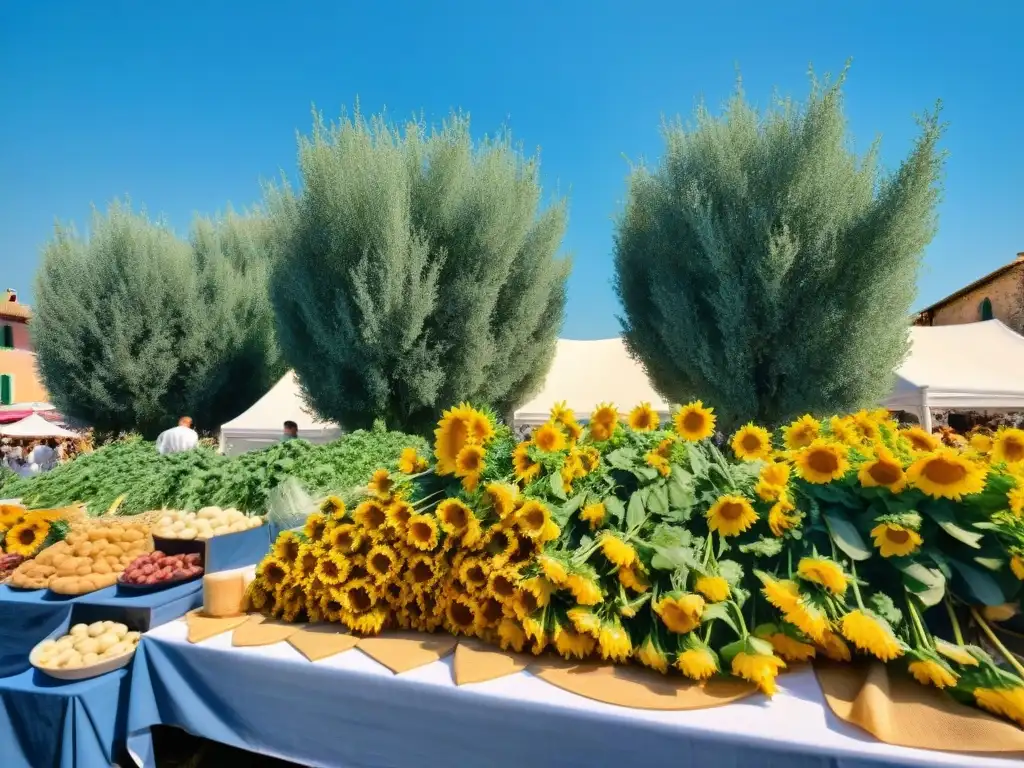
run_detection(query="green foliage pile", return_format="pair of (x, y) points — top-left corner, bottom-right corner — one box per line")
(31, 203), (285, 438)
(0, 427), (427, 516)
(613, 72), (946, 429)
(267, 108), (571, 435)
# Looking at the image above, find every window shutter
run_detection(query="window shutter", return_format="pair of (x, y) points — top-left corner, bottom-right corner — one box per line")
(1, 325), (12, 348)
(0, 374), (11, 405)
(980, 298), (994, 321)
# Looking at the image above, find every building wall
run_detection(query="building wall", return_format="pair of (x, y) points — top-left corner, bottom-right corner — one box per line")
(927, 264), (1023, 327)
(0, 349), (49, 403)
(1, 318), (32, 351)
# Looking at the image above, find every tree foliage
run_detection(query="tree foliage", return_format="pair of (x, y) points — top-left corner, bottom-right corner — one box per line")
(32, 202), (283, 437)
(614, 73), (945, 428)
(268, 108), (570, 434)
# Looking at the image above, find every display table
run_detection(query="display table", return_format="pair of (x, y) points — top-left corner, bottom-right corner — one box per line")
(0, 666), (130, 768)
(126, 621), (1016, 768)
(0, 581), (203, 678)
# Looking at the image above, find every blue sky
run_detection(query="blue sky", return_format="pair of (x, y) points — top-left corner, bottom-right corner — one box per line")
(1, 1), (1021, 339)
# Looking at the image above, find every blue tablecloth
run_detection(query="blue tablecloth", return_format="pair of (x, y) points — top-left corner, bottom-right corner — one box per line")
(0, 666), (130, 768)
(126, 622), (1010, 768)
(0, 581), (202, 678)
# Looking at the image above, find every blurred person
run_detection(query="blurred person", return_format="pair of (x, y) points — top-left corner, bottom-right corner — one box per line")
(156, 416), (199, 456)
(283, 420), (298, 441)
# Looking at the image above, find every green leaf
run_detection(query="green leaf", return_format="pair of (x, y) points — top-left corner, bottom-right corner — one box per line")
(650, 545), (698, 572)
(716, 559), (744, 585)
(739, 537), (784, 557)
(687, 442), (708, 478)
(646, 483), (669, 516)
(633, 466), (660, 482)
(605, 448), (637, 471)
(748, 636), (775, 657)
(950, 559), (1006, 606)
(603, 496), (625, 524)
(626, 490), (646, 529)
(700, 602), (739, 634)
(866, 592), (903, 628)
(548, 472), (567, 500)
(921, 504), (984, 549)
(898, 561), (946, 607)
(823, 512), (871, 561)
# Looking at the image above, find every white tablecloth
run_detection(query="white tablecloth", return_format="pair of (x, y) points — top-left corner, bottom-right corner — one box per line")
(126, 621), (1017, 768)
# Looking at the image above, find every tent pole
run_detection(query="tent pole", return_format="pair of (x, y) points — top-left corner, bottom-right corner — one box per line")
(920, 386), (932, 433)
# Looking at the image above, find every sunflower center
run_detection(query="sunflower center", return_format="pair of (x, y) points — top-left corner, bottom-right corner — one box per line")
(17, 528), (36, 546)
(718, 501), (746, 520)
(386, 583), (403, 600)
(334, 531), (353, 550)
(309, 521), (325, 540)
(370, 552), (392, 574)
(1004, 439), (1024, 462)
(265, 564), (286, 585)
(741, 434), (763, 452)
(450, 600), (475, 628)
(363, 505), (386, 530)
(682, 411), (706, 432)
(522, 509), (545, 530)
(634, 412), (653, 429)
(885, 528), (911, 545)
(348, 587), (373, 612)
(322, 560), (339, 579)
(459, 451), (482, 471)
(869, 461), (902, 485)
(481, 598), (503, 623)
(518, 590), (539, 614)
(391, 505), (412, 525)
(282, 541), (300, 561)
(349, 563), (368, 580)
(301, 553), (318, 572)
(442, 420), (470, 461)
(491, 574), (516, 598)
(465, 564), (486, 585)
(807, 449), (840, 475)
(410, 521), (433, 542)
(910, 435), (934, 451)
(410, 561), (433, 583)
(443, 505), (469, 529)
(922, 457), (966, 485)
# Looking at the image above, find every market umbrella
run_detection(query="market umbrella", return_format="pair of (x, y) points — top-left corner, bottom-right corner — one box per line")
(0, 413), (78, 439)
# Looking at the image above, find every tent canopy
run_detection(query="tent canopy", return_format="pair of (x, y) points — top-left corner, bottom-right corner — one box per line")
(219, 371), (341, 456)
(0, 413), (78, 439)
(514, 339), (667, 425)
(885, 321), (1024, 417)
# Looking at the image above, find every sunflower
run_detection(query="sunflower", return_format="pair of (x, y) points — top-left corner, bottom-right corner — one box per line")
(818, 630), (852, 662)
(732, 652), (786, 696)
(599, 532), (637, 568)
(851, 410), (881, 442)
(384, 499), (414, 533)
(550, 400), (575, 425)
(636, 634), (670, 673)
(434, 404), (492, 475)
(272, 531), (302, 563)
(455, 444), (486, 478)
(628, 402), (660, 432)
(565, 573), (603, 605)
(731, 424), (772, 461)
(974, 686), (1024, 728)
(676, 644), (719, 681)
(900, 426), (940, 453)
(970, 432), (994, 454)
(706, 494), (758, 537)
(870, 521), (922, 557)
(487, 566), (521, 604)
(512, 442), (541, 484)
(992, 428), (1024, 465)
(674, 401), (716, 442)
(4, 520), (48, 557)
(563, 419), (584, 443)
(328, 523), (363, 554)
(644, 450), (671, 477)
(0, 504), (25, 529)
(784, 596), (829, 644)
(1008, 486), (1024, 517)
(857, 446), (907, 492)
(354, 500), (389, 533)
(295, 543), (321, 580)
(482, 483), (518, 519)
(765, 632), (816, 662)
(794, 439), (850, 484)
(514, 577), (553, 617)
(314, 551), (351, 586)
(318, 495), (346, 520)
(348, 606), (389, 635)
(514, 499), (551, 539)
(760, 576), (800, 613)
(405, 553), (438, 591)
(1012, 555), (1024, 581)
(618, 564), (650, 593)
(532, 422), (567, 453)
(457, 556), (490, 593)
(406, 514), (440, 551)
(579, 502), (606, 529)
(537, 554), (568, 585)
(590, 402), (619, 432)
(398, 446), (428, 474)
(908, 656), (958, 689)
(796, 557), (848, 596)
(768, 495), (801, 537)
(258, 556), (290, 589)
(759, 461), (790, 489)
(566, 606), (601, 638)
(782, 415), (820, 450)
(482, 525), (518, 562)
(477, 595), (505, 628)
(694, 575), (730, 603)
(579, 446), (601, 473)
(302, 512), (328, 543)
(653, 592), (705, 633)
(555, 623), (599, 661)
(435, 498), (473, 536)
(367, 468), (395, 499)
(445, 593), (482, 636)
(906, 449), (987, 500)
(366, 544), (399, 583)
(840, 609), (904, 661)
(829, 416), (861, 446)
(497, 618), (527, 653)
(597, 618), (633, 662)
(340, 578), (378, 614)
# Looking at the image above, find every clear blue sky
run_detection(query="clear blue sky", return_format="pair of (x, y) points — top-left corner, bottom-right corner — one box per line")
(1, 1), (1021, 339)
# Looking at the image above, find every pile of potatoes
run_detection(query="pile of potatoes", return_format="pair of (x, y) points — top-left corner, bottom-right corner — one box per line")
(33, 621), (141, 672)
(151, 507), (263, 540)
(9, 522), (153, 594)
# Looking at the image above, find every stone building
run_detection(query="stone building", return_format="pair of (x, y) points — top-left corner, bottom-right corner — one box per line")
(0, 288), (48, 405)
(914, 252), (1024, 330)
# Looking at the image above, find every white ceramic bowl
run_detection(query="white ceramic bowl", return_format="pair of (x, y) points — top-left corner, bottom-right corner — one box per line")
(29, 640), (137, 681)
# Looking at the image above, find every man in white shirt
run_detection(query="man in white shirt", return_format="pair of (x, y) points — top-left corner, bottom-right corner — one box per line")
(156, 416), (200, 456)
(28, 440), (56, 469)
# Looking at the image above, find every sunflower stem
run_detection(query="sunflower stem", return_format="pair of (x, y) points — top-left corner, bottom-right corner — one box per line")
(787, 548), (793, 579)
(730, 600), (749, 637)
(904, 593), (928, 649)
(944, 598), (965, 647)
(971, 607), (1024, 679)
(849, 561), (867, 611)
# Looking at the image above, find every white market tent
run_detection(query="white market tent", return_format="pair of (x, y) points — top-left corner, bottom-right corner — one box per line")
(514, 338), (668, 426)
(884, 320), (1024, 431)
(219, 371), (342, 456)
(0, 413), (78, 439)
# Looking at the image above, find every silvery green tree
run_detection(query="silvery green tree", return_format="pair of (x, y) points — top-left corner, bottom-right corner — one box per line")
(268, 109), (570, 434)
(32, 202), (283, 437)
(614, 74), (945, 427)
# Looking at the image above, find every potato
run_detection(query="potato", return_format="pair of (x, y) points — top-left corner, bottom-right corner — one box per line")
(197, 507), (219, 521)
(54, 649), (77, 667)
(39, 639), (59, 653)
(108, 622), (129, 638)
(56, 635), (76, 650)
(81, 652), (99, 665)
(62, 656), (84, 670)
(74, 637), (100, 655)
(125, 631), (141, 644)
(170, 520), (185, 533)
(69, 624), (88, 638)
(104, 641), (130, 657)
(96, 632), (120, 653)
(177, 528), (197, 540)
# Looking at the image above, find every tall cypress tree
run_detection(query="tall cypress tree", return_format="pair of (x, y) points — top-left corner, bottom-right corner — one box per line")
(614, 74), (945, 428)
(268, 109), (570, 434)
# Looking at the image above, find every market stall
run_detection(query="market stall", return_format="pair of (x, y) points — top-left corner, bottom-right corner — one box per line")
(219, 371), (342, 456)
(0, 412), (77, 439)
(885, 320), (1024, 430)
